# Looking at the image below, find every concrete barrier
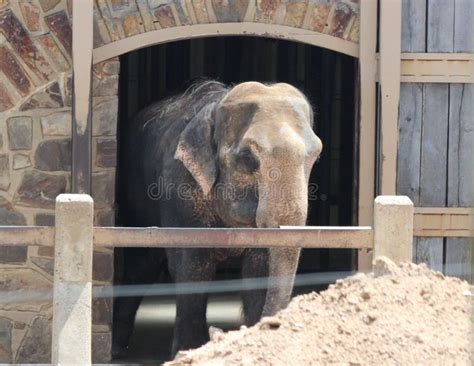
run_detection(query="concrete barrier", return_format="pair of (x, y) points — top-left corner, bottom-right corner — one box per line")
(52, 194), (93, 365)
(373, 195), (414, 263)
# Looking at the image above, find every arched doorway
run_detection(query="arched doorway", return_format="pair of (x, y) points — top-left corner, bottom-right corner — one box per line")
(115, 35), (358, 361)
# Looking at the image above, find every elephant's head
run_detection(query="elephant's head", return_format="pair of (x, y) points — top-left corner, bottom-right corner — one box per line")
(175, 82), (322, 228)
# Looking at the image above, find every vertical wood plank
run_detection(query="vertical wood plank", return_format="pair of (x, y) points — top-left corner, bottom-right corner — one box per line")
(427, 0), (455, 52)
(72, 0), (94, 194)
(401, 0), (426, 52)
(192, 38), (205, 79)
(400, 83), (422, 260)
(458, 85), (473, 207)
(357, 0), (378, 271)
(416, 84), (450, 270)
(352, 62), (360, 226)
(330, 56), (343, 226)
(420, 84), (449, 206)
(422, 1), (459, 276)
(446, 84), (473, 282)
(268, 41), (278, 81)
(445, 239), (472, 281)
(127, 52), (139, 119)
(296, 43), (305, 86)
(397, 83), (423, 206)
(215, 38), (226, 80)
(145, 48), (152, 104)
(454, 0), (474, 52)
(447, 85), (462, 207)
(157, 46), (167, 96)
(398, 0), (426, 263)
(416, 238), (444, 272)
(446, 83), (463, 279)
(379, 0), (402, 195)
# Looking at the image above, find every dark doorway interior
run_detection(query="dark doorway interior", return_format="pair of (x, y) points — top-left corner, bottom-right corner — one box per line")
(115, 36), (358, 362)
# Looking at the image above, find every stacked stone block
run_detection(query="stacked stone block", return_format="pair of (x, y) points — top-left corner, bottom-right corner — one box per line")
(91, 0), (360, 47)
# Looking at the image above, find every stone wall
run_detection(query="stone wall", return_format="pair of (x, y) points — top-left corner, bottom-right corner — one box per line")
(0, 0), (117, 362)
(92, 0), (360, 48)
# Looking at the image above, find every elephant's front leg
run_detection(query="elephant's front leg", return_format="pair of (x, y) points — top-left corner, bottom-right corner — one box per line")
(112, 248), (161, 359)
(241, 248), (269, 326)
(169, 248), (217, 356)
(262, 247), (300, 317)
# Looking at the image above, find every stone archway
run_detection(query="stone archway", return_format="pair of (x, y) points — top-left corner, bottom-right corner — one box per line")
(92, 1), (360, 53)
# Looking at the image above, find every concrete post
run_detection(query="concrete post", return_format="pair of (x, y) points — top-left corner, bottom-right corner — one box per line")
(52, 194), (93, 365)
(373, 195), (414, 263)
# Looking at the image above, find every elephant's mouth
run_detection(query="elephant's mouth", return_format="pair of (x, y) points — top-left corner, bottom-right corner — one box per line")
(232, 218), (257, 228)
(226, 212), (257, 228)
(222, 199), (258, 228)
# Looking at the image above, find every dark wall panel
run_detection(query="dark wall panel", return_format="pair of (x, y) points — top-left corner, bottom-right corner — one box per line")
(117, 36), (357, 274)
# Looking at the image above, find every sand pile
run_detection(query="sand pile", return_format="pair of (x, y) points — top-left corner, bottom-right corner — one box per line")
(167, 257), (472, 365)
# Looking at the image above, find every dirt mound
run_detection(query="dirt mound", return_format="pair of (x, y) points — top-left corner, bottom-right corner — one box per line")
(167, 257), (472, 365)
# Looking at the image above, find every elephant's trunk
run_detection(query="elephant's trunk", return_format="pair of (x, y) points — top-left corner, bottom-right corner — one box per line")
(255, 160), (309, 317)
(255, 160), (308, 229)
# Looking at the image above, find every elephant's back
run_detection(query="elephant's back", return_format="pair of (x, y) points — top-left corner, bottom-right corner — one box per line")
(128, 80), (228, 184)
(122, 81), (228, 226)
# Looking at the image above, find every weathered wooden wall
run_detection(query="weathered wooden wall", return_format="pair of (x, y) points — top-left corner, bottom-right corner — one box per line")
(398, 0), (473, 281)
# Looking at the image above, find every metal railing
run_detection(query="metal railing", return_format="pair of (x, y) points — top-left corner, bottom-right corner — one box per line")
(0, 194), (414, 365)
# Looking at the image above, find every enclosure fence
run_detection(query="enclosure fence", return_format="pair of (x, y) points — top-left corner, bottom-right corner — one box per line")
(0, 194), (413, 365)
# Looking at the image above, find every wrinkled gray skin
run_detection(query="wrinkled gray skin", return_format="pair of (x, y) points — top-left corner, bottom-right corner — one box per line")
(115, 81), (322, 357)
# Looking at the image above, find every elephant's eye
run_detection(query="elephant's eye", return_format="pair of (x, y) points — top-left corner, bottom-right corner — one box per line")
(235, 149), (259, 173)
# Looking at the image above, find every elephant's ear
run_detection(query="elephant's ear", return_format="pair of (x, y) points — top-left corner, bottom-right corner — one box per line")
(174, 103), (217, 196)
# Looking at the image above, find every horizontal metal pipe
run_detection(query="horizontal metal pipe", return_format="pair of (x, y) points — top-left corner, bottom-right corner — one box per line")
(0, 226), (373, 249)
(0, 226), (54, 246)
(93, 226), (373, 249)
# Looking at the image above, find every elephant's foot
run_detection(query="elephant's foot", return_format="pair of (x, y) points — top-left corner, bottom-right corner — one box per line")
(112, 336), (129, 360)
(171, 332), (209, 358)
(112, 343), (129, 360)
(112, 321), (134, 360)
(171, 319), (210, 357)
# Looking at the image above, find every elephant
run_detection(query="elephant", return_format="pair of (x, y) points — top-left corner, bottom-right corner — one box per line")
(113, 80), (322, 358)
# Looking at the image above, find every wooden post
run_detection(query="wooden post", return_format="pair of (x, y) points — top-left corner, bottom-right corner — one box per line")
(379, 0), (402, 195)
(72, 0), (94, 194)
(358, 0), (378, 271)
(52, 194), (93, 365)
(373, 196), (414, 263)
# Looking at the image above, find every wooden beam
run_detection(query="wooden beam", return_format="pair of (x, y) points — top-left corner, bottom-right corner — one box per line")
(414, 207), (473, 237)
(72, 0), (94, 194)
(357, 0), (378, 271)
(415, 207), (472, 215)
(379, 0), (402, 196)
(400, 53), (474, 83)
(92, 23), (359, 64)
